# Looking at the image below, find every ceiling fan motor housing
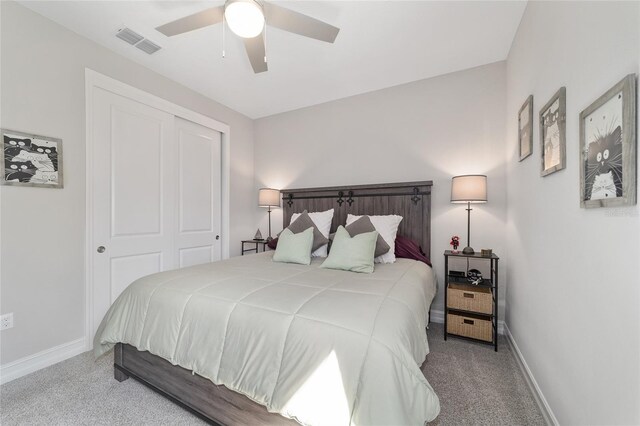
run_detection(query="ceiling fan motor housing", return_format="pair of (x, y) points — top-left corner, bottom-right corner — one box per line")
(224, 0), (265, 39)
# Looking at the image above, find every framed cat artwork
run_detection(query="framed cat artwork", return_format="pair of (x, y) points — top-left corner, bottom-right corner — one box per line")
(539, 87), (567, 176)
(580, 74), (637, 208)
(518, 95), (533, 161)
(1, 129), (63, 188)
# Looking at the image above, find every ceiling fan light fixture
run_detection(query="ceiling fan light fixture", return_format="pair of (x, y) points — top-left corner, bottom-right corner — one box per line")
(225, 0), (265, 39)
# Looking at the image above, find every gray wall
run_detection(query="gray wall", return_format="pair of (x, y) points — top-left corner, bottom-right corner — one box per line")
(0, 1), (255, 364)
(505, 1), (640, 424)
(254, 62), (508, 317)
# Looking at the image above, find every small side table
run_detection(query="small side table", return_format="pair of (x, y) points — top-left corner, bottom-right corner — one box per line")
(241, 240), (269, 255)
(444, 250), (499, 351)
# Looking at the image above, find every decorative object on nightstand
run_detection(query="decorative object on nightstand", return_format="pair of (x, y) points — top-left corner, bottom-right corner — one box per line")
(451, 175), (487, 254)
(258, 188), (280, 241)
(467, 269), (482, 285)
(449, 235), (460, 253)
(253, 229), (263, 240)
(444, 250), (499, 351)
(481, 248), (493, 257)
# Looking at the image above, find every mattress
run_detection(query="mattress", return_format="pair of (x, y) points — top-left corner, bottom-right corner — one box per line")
(94, 252), (440, 425)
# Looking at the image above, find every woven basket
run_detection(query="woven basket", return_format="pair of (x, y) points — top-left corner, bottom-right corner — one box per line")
(447, 312), (492, 342)
(447, 283), (492, 314)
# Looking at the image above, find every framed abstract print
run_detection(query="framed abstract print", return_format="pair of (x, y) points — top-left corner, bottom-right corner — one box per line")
(518, 95), (533, 161)
(1, 129), (63, 188)
(580, 74), (636, 208)
(539, 87), (566, 176)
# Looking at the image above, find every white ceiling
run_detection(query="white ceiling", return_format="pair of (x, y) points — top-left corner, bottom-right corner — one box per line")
(20, 1), (527, 118)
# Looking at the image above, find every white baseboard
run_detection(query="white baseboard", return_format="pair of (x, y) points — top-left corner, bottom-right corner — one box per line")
(429, 309), (505, 335)
(0, 337), (86, 385)
(429, 309), (445, 324)
(503, 323), (559, 426)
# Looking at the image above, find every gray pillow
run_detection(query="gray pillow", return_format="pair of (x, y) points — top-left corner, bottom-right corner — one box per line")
(343, 216), (390, 257)
(286, 211), (329, 252)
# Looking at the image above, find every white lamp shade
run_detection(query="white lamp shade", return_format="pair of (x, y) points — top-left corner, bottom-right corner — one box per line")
(225, 0), (265, 38)
(258, 188), (280, 208)
(451, 175), (487, 203)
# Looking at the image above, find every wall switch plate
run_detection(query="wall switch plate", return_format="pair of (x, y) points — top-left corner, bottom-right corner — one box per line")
(0, 313), (14, 330)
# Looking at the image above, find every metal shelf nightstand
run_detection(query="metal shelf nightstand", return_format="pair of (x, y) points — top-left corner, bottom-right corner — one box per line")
(444, 250), (499, 351)
(241, 240), (269, 255)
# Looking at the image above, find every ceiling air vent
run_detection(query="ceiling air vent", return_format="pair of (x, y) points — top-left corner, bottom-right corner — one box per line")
(116, 27), (144, 45)
(116, 27), (162, 55)
(135, 39), (162, 55)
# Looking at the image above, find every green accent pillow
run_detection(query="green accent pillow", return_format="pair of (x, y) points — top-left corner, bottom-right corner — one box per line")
(272, 227), (314, 265)
(320, 226), (378, 273)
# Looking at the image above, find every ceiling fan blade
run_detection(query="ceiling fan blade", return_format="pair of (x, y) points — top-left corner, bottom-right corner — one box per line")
(156, 6), (224, 37)
(263, 3), (339, 43)
(244, 33), (268, 73)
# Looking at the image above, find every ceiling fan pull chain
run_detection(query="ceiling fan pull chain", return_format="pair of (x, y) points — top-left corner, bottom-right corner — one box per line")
(222, 12), (226, 58)
(263, 20), (268, 63)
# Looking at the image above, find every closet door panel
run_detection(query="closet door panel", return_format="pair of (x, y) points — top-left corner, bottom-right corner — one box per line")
(179, 246), (213, 268)
(110, 106), (163, 237)
(91, 88), (176, 338)
(175, 117), (222, 268)
(179, 129), (213, 233)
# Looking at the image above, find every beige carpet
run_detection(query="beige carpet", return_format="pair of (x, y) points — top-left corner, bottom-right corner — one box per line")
(1, 323), (544, 425)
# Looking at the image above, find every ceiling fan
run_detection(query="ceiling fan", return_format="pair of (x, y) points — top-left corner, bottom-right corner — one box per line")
(156, 0), (340, 73)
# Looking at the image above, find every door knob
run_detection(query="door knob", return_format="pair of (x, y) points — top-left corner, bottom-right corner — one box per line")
(215, 235), (220, 240)
(97, 246), (106, 253)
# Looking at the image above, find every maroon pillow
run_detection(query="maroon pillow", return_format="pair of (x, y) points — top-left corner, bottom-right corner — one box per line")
(267, 237), (278, 250)
(395, 235), (431, 266)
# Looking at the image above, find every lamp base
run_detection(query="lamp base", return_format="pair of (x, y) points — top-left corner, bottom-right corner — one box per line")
(266, 236), (273, 242)
(462, 246), (475, 255)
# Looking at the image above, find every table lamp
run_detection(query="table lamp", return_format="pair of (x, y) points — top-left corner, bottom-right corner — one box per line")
(258, 188), (280, 241)
(451, 175), (487, 254)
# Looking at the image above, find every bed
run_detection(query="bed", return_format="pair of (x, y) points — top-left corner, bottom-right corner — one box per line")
(94, 181), (438, 425)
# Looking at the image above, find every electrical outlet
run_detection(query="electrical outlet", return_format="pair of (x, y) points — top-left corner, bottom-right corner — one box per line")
(0, 313), (14, 330)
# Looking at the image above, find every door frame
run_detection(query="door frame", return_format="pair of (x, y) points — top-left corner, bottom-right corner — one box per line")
(84, 69), (231, 350)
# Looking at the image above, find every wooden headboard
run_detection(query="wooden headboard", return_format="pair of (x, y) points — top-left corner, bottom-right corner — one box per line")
(281, 181), (433, 259)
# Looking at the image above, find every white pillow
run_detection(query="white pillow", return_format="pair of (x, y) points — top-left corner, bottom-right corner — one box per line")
(346, 214), (403, 263)
(291, 208), (334, 257)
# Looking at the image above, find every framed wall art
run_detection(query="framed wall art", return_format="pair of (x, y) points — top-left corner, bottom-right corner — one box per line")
(1, 129), (63, 188)
(580, 74), (636, 208)
(518, 95), (533, 161)
(539, 87), (566, 176)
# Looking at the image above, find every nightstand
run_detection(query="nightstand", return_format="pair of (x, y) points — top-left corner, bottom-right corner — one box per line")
(241, 240), (269, 255)
(444, 250), (499, 351)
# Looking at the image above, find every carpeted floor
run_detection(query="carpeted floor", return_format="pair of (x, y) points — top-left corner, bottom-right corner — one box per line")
(422, 324), (544, 425)
(1, 323), (544, 425)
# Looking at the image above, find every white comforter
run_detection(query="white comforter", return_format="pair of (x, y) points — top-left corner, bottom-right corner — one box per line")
(94, 252), (440, 425)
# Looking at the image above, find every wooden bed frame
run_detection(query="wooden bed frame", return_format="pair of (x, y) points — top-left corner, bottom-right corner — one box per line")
(113, 181), (433, 425)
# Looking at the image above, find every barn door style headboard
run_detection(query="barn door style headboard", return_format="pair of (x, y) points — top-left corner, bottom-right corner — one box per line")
(281, 181), (433, 260)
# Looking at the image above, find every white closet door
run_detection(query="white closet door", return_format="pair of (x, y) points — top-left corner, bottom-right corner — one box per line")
(91, 88), (176, 336)
(174, 117), (222, 268)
